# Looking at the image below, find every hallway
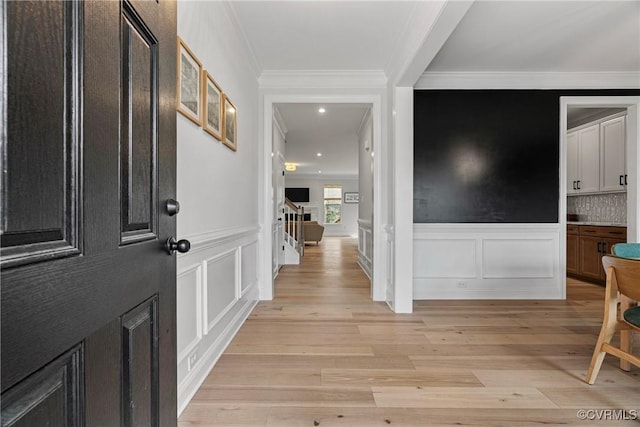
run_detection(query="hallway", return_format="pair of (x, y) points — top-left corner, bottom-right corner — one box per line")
(179, 237), (640, 426)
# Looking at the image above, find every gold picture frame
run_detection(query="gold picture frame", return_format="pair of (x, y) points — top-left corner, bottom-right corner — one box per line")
(177, 37), (202, 126)
(222, 94), (237, 152)
(202, 71), (223, 140)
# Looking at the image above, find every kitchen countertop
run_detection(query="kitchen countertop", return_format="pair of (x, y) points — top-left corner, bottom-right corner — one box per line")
(567, 221), (627, 227)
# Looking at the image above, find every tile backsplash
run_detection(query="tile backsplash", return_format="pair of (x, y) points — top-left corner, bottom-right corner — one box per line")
(567, 193), (627, 224)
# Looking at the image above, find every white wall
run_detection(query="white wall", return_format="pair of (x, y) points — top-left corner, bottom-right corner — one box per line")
(176, 2), (260, 415)
(357, 110), (374, 278)
(285, 176), (359, 237)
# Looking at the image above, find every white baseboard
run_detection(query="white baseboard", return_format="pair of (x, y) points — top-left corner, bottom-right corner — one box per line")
(177, 290), (258, 415)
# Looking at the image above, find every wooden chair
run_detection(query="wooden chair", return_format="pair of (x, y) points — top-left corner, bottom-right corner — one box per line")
(585, 254), (640, 384)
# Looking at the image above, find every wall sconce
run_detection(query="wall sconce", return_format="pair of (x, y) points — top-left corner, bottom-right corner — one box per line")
(285, 162), (297, 172)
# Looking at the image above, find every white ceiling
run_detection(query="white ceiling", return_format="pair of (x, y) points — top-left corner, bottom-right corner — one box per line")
(427, 1), (640, 72)
(276, 103), (369, 177)
(230, 1), (418, 71)
(230, 1), (639, 176)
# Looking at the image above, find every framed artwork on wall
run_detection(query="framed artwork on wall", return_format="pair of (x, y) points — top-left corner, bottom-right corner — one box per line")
(344, 192), (359, 203)
(222, 94), (237, 151)
(202, 71), (222, 140)
(177, 37), (202, 126)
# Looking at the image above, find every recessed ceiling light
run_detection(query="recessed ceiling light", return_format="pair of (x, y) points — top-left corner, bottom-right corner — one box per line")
(318, 108), (326, 114)
(318, 170), (322, 174)
(317, 152), (322, 157)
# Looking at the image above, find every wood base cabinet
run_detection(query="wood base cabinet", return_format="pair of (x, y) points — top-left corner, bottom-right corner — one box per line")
(567, 225), (626, 285)
(566, 226), (580, 275)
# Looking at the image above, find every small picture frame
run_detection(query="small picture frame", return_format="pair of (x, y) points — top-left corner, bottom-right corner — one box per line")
(344, 192), (359, 204)
(222, 94), (237, 151)
(177, 37), (202, 126)
(202, 71), (223, 140)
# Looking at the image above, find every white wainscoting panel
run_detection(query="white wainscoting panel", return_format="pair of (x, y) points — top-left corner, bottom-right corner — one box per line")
(385, 224), (395, 309)
(413, 224), (562, 300)
(483, 239), (554, 279)
(177, 264), (202, 362)
(204, 249), (239, 335)
(176, 226), (259, 415)
(414, 239), (477, 279)
(241, 242), (258, 295)
(357, 219), (373, 279)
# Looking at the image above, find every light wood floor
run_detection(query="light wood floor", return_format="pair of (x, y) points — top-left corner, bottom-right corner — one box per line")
(179, 237), (640, 426)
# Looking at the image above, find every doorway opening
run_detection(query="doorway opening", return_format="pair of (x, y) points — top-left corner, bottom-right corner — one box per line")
(272, 103), (372, 291)
(261, 95), (384, 303)
(560, 96), (640, 293)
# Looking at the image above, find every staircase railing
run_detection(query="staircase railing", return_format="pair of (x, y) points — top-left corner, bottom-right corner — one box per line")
(284, 198), (304, 256)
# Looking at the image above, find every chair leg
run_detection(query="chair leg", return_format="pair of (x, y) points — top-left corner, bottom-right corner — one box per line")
(586, 320), (617, 384)
(620, 330), (632, 371)
(619, 296), (634, 371)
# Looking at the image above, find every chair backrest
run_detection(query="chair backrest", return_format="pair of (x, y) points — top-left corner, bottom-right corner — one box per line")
(602, 255), (640, 301)
(611, 243), (640, 259)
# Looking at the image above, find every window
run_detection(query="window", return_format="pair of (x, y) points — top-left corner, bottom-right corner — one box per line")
(323, 185), (342, 224)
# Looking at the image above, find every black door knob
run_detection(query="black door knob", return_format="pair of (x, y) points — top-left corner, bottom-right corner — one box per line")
(165, 237), (191, 255)
(166, 199), (180, 216)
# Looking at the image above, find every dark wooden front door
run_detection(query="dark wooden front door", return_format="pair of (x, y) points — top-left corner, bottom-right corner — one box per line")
(1, 1), (177, 425)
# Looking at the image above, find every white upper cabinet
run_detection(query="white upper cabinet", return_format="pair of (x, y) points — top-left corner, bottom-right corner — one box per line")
(567, 131), (579, 195)
(577, 124), (600, 193)
(567, 123), (600, 194)
(600, 115), (626, 192)
(566, 114), (627, 195)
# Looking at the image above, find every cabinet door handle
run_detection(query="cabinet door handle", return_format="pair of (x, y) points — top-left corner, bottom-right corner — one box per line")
(572, 181), (576, 190)
(620, 175), (624, 186)
(577, 180), (581, 190)
(597, 242), (602, 253)
(602, 242), (607, 254)
(625, 174), (628, 186)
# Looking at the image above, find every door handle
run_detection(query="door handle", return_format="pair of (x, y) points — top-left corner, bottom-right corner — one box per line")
(577, 180), (581, 190)
(166, 199), (180, 216)
(620, 175), (624, 186)
(625, 174), (628, 186)
(165, 237), (191, 255)
(572, 181), (576, 190)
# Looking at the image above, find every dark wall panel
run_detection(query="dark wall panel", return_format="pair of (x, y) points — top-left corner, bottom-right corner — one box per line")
(413, 89), (639, 223)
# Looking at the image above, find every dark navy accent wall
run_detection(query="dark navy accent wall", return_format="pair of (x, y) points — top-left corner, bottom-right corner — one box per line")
(413, 89), (639, 223)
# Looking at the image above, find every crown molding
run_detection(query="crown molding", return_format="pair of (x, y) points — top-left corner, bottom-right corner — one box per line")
(223, 2), (262, 78)
(259, 70), (387, 89)
(415, 71), (640, 90)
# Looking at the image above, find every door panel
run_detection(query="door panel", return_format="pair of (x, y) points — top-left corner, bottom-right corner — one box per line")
(577, 124), (600, 193)
(121, 6), (158, 244)
(122, 297), (158, 427)
(566, 131), (578, 194)
(2, 0), (81, 268)
(566, 234), (579, 275)
(579, 236), (602, 281)
(1, 346), (82, 427)
(1, 0), (177, 425)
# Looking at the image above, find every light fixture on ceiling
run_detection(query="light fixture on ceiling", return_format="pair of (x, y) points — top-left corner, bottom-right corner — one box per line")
(318, 107), (326, 114)
(318, 170), (322, 174)
(316, 152), (322, 157)
(285, 162), (297, 172)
